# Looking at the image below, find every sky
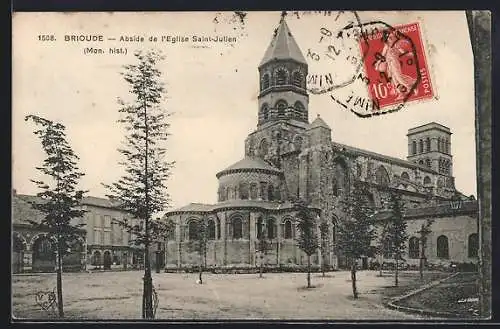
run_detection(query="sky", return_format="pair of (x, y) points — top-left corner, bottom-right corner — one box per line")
(12, 11), (477, 211)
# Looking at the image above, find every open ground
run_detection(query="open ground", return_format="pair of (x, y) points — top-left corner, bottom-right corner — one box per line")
(12, 270), (450, 320)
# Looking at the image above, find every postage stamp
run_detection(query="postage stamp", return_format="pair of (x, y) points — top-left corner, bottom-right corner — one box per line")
(359, 22), (434, 110)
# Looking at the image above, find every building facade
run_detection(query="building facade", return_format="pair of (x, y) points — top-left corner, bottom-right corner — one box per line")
(163, 18), (478, 270)
(12, 192), (151, 273)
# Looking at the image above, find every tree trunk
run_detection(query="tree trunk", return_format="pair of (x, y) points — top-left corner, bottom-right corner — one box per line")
(419, 257), (424, 280)
(56, 242), (64, 318)
(307, 255), (311, 288)
(395, 255), (399, 287)
(199, 263), (203, 284)
(351, 263), (358, 299)
(143, 225), (154, 319)
(322, 253), (326, 277)
(259, 253), (263, 278)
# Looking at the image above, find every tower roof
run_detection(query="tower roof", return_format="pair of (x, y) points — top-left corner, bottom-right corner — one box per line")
(216, 156), (282, 178)
(308, 114), (331, 130)
(259, 18), (307, 67)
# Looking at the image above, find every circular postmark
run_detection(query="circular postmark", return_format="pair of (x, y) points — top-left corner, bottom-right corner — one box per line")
(289, 12), (432, 118)
(287, 11), (370, 95)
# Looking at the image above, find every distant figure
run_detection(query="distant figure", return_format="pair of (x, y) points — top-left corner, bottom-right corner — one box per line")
(374, 30), (417, 100)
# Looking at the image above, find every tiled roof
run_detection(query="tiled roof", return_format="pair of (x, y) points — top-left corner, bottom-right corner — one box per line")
(309, 115), (330, 130)
(260, 18), (307, 66)
(371, 200), (478, 221)
(166, 200), (306, 215)
(217, 157), (281, 178)
(334, 142), (438, 174)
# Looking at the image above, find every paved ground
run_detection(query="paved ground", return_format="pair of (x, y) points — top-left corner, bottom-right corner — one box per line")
(12, 270), (447, 320)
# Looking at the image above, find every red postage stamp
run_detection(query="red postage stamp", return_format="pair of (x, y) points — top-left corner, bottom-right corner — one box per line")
(359, 22), (434, 109)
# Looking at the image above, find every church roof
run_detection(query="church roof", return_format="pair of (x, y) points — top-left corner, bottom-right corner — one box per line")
(216, 156), (282, 178)
(259, 18), (307, 67)
(308, 114), (331, 130)
(371, 200), (477, 221)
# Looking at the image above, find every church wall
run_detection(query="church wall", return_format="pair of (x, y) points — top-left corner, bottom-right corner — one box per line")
(281, 153), (300, 200)
(218, 172), (283, 201)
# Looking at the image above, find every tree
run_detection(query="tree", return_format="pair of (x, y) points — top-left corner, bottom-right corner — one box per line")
(256, 216), (273, 278)
(294, 200), (319, 288)
(375, 214), (390, 277)
(337, 181), (376, 299)
(187, 217), (208, 284)
(25, 115), (87, 318)
(103, 50), (174, 319)
(385, 191), (409, 287)
(417, 219), (434, 280)
(319, 219), (330, 277)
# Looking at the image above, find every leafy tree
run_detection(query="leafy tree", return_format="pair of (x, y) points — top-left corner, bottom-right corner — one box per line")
(337, 181), (376, 299)
(187, 217), (208, 284)
(319, 219), (330, 277)
(294, 200), (319, 288)
(103, 50), (174, 319)
(25, 115), (87, 318)
(385, 190), (409, 287)
(417, 219), (434, 280)
(256, 216), (273, 278)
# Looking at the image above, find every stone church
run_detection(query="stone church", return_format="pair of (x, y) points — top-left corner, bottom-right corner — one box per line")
(163, 18), (478, 270)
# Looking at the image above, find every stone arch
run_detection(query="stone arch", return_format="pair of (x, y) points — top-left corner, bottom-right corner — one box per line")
(12, 233), (27, 274)
(230, 214), (244, 240)
(249, 183), (258, 200)
(423, 176), (432, 185)
(375, 165), (390, 187)
(468, 233), (479, 258)
(275, 99), (288, 117)
(408, 236), (419, 259)
(207, 219), (216, 240)
(437, 235), (449, 259)
(267, 217), (277, 239)
(92, 250), (102, 266)
(275, 67), (289, 85)
(261, 103), (269, 121)
(282, 217), (294, 239)
(401, 171), (410, 181)
(261, 73), (270, 90)
(294, 101), (306, 120)
(292, 70), (303, 88)
(259, 138), (269, 157)
(419, 139), (424, 153)
(187, 217), (200, 241)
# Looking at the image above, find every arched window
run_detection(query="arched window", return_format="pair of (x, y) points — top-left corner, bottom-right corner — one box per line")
(207, 220), (216, 240)
(276, 100), (287, 117)
(401, 172), (410, 181)
(292, 71), (303, 87)
(34, 236), (53, 261)
(375, 165), (390, 186)
(256, 217), (264, 239)
(225, 186), (231, 200)
(468, 233), (479, 258)
(426, 137), (431, 152)
(408, 237), (419, 259)
(261, 104), (269, 121)
(437, 138), (442, 152)
(333, 160), (349, 196)
(412, 141), (417, 155)
(419, 139), (424, 153)
(268, 184), (275, 201)
(445, 139), (449, 154)
(423, 176), (431, 185)
(437, 235), (449, 259)
(250, 183), (258, 200)
(259, 139), (269, 157)
(275, 68), (288, 85)
(92, 250), (102, 266)
(419, 160), (424, 165)
(262, 73), (270, 90)
(188, 220), (199, 240)
(267, 218), (276, 239)
(294, 101), (306, 120)
(239, 182), (249, 200)
(216, 219), (221, 239)
(425, 158), (431, 168)
(284, 219), (293, 239)
(232, 217), (243, 239)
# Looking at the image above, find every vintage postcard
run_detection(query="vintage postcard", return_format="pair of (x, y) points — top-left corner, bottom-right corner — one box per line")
(11, 11), (491, 321)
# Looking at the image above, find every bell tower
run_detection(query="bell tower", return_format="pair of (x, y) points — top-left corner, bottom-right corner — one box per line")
(257, 16), (309, 126)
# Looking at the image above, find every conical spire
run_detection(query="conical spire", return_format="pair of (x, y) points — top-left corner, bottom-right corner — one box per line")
(259, 15), (307, 67)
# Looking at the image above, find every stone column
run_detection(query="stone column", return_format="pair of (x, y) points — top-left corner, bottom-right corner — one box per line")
(249, 212), (257, 266)
(220, 212), (227, 266)
(176, 216), (182, 269)
(276, 216), (281, 265)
